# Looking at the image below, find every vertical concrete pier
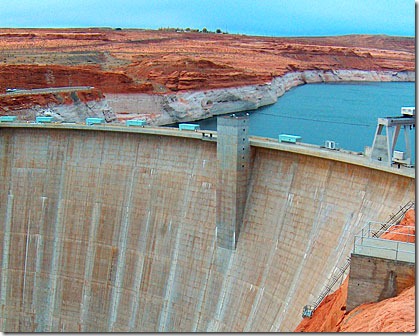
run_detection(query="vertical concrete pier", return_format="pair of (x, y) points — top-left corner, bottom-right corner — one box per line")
(216, 115), (250, 249)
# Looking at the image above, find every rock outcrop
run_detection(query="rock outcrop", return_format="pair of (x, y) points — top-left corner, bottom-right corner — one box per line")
(381, 208), (415, 243)
(0, 88), (117, 123)
(143, 69), (414, 125)
(0, 65), (155, 94)
(338, 285), (415, 333)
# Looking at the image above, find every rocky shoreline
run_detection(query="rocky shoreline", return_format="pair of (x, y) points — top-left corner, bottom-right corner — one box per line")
(1, 70), (413, 125)
(0, 87), (117, 123)
(106, 69), (415, 125)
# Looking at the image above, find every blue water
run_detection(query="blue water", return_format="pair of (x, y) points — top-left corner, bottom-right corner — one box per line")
(198, 82), (415, 158)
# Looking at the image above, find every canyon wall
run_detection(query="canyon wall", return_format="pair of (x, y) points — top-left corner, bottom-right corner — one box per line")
(106, 69), (415, 125)
(0, 126), (414, 332)
(0, 29), (414, 124)
(0, 88), (117, 123)
(1, 69), (413, 125)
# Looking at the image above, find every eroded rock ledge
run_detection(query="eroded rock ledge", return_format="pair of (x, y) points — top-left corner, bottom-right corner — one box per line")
(106, 69), (415, 125)
(0, 88), (117, 123)
(0, 70), (413, 124)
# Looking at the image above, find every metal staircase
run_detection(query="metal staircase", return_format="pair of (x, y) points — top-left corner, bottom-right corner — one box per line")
(371, 201), (415, 238)
(302, 201), (415, 318)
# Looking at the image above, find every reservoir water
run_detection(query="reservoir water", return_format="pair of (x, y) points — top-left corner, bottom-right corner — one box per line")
(197, 82), (415, 159)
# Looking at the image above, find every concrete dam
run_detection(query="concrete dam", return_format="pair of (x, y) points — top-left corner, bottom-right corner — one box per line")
(0, 121), (414, 332)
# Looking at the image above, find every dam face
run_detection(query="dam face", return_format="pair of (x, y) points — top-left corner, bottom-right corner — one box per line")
(0, 126), (414, 332)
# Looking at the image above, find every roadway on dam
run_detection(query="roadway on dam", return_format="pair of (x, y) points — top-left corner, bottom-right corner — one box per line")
(0, 123), (414, 332)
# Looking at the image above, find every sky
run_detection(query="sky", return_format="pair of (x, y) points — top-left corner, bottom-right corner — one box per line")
(0, 0), (415, 37)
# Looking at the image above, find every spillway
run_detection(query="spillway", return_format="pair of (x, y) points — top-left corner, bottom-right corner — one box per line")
(0, 124), (414, 332)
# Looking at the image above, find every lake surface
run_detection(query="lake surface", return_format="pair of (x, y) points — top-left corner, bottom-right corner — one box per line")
(197, 81), (415, 159)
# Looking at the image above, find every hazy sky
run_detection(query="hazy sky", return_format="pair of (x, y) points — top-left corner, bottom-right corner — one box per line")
(0, 0), (415, 37)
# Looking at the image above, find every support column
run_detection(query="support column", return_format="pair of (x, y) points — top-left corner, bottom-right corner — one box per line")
(216, 115), (250, 249)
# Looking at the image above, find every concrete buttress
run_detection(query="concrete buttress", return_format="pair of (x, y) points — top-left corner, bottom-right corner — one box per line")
(216, 115), (250, 249)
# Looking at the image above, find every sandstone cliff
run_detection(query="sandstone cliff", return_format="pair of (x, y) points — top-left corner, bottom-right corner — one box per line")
(0, 88), (117, 123)
(140, 69), (414, 125)
(0, 29), (415, 124)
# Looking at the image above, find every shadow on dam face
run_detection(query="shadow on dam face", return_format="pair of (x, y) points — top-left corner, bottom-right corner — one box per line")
(0, 127), (414, 332)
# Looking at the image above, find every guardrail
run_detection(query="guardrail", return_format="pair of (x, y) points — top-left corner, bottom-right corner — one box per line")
(359, 221), (415, 240)
(371, 201), (415, 237)
(0, 86), (94, 97)
(353, 221), (415, 263)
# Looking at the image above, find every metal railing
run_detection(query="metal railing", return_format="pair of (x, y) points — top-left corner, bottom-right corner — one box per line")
(358, 221), (415, 240)
(302, 201), (415, 318)
(371, 201), (415, 238)
(302, 257), (351, 318)
(353, 222), (415, 263)
(353, 235), (415, 263)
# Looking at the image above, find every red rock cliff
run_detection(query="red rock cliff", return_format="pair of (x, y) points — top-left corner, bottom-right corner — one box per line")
(0, 29), (414, 95)
(0, 87), (116, 122)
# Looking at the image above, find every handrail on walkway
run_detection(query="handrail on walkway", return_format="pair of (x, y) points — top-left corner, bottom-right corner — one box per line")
(371, 201), (415, 238)
(353, 234), (415, 263)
